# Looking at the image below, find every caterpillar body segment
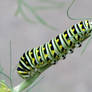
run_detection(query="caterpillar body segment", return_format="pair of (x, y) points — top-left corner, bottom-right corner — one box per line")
(17, 20), (92, 79)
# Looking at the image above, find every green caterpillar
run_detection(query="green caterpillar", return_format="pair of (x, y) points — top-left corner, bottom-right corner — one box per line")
(17, 20), (92, 79)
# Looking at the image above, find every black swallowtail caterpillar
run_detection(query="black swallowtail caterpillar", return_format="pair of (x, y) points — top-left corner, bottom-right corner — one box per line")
(17, 20), (92, 79)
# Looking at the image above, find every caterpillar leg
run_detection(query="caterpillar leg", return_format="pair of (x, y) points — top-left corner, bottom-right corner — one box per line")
(50, 55), (61, 65)
(62, 55), (66, 60)
(76, 42), (82, 48)
(68, 49), (74, 54)
(34, 68), (41, 74)
(29, 68), (41, 77)
(51, 60), (57, 65)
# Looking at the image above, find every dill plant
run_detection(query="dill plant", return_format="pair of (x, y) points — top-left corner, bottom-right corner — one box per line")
(15, 0), (66, 30)
(1, 0), (92, 92)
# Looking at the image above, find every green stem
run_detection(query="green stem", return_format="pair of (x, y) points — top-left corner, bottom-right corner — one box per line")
(15, 0), (36, 23)
(15, 0), (23, 16)
(81, 35), (92, 55)
(9, 40), (13, 89)
(67, 0), (92, 20)
(0, 72), (11, 82)
(13, 64), (51, 92)
(16, 0), (61, 30)
(20, 8), (36, 24)
(26, 76), (45, 92)
(22, 1), (57, 30)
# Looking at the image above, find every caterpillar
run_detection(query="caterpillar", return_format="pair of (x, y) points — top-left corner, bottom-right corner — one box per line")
(17, 20), (92, 79)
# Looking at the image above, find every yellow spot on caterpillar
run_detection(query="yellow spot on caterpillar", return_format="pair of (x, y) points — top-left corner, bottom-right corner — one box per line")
(80, 24), (82, 26)
(26, 61), (28, 64)
(56, 39), (59, 42)
(72, 29), (75, 32)
(32, 60), (35, 65)
(75, 35), (78, 39)
(38, 56), (41, 59)
(87, 23), (88, 26)
(65, 34), (67, 37)
(32, 58), (35, 61)
(82, 29), (85, 31)
(67, 40), (70, 43)
(45, 54), (48, 58)
(51, 50), (55, 54)
(80, 24), (83, 27)
(49, 44), (52, 47)
(59, 45), (62, 48)
(29, 52), (33, 55)
(42, 48), (45, 50)
(36, 49), (39, 53)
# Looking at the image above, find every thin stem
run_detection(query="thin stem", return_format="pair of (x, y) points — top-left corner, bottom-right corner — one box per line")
(0, 72), (11, 82)
(0, 80), (10, 89)
(26, 76), (45, 92)
(22, 1), (57, 30)
(81, 35), (92, 55)
(67, 0), (92, 20)
(19, 8), (36, 24)
(9, 40), (13, 89)
(16, 0), (60, 30)
(0, 63), (11, 86)
(67, 0), (76, 20)
(14, 64), (51, 92)
(15, 0), (23, 16)
(15, 0), (36, 24)
(15, 7), (21, 16)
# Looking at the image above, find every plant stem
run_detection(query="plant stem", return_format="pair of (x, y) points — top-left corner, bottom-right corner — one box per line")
(9, 40), (13, 89)
(13, 64), (51, 92)
(23, 1), (57, 30)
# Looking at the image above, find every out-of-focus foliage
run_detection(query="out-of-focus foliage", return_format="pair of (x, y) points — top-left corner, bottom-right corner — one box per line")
(0, 41), (12, 92)
(0, 81), (11, 92)
(67, 0), (92, 20)
(15, 0), (66, 30)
